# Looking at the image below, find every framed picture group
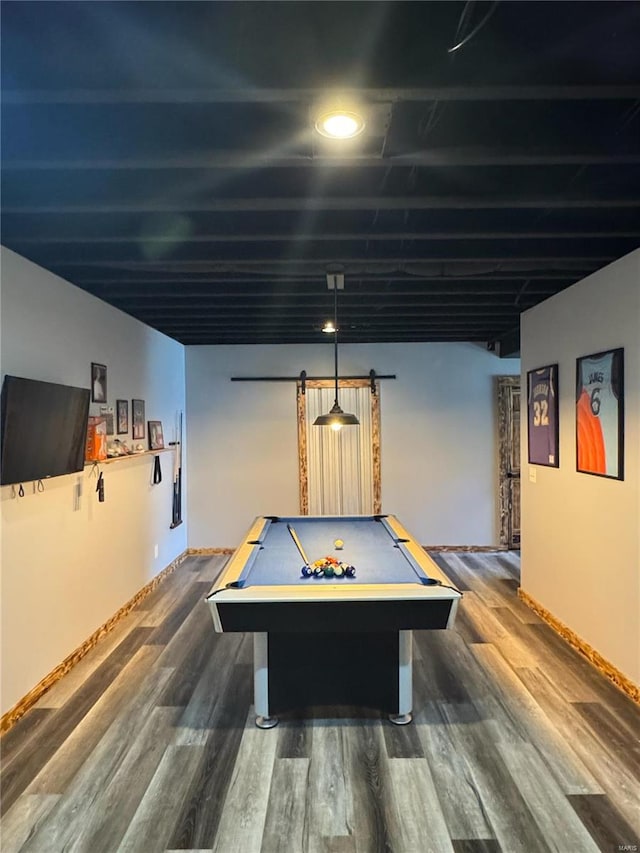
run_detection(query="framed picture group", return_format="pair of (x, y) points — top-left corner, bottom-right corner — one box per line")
(526, 347), (624, 481)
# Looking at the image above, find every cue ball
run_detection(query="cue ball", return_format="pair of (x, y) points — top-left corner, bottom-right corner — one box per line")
(334, 539), (344, 549)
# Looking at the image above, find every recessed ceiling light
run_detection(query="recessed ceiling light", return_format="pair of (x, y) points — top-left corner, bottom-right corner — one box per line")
(315, 109), (366, 139)
(322, 320), (337, 333)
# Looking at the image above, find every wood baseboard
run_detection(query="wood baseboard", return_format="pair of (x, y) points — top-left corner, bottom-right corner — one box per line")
(1, 550), (188, 734)
(518, 588), (639, 705)
(187, 547), (234, 555)
(424, 545), (511, 552)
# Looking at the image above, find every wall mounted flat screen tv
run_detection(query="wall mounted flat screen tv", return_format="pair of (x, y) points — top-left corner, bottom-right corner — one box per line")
(1, 375), (91, 486)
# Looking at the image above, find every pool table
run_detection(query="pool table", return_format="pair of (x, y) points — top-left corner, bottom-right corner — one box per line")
(206, 514), (460, 728)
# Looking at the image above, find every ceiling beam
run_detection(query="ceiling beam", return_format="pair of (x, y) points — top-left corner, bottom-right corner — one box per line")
(73, 273), (580, 285)
(5, 85), (640, 104)
(10, 230), (639, 245)
(5, 151), (640, 170)
(45, 256), (610, 269)
(5, 197), (640, 214)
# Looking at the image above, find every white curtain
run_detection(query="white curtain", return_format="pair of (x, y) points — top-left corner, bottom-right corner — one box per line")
(305, 386), (373, 515)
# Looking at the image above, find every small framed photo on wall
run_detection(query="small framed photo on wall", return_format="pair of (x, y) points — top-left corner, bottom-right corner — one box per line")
(132, 399), (145, 440)
(576, 347), (624, 480)
(148, 420), (164, 450)
(527, 364), (559, 467)
(91, 362), (107, 403)
(116, 399), (129, 434)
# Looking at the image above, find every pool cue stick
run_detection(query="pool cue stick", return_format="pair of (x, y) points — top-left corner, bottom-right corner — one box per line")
(287, 524), (311, 567)
(170, 411), (183, 527)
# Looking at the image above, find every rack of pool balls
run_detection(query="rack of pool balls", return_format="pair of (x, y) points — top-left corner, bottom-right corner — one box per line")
(301, 556), (356, 579)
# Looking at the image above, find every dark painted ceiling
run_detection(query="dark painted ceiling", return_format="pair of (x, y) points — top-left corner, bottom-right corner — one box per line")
(2, 1), (639, 355)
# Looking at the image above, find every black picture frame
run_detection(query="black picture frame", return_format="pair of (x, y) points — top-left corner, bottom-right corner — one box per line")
(576, 347), (624, 480)
(148, 420), (164, 450)
(116, 399), (128, 434)
(132, 398), (145, 440)
(526, 363), (559, 467)
(91, 362), (107, 403)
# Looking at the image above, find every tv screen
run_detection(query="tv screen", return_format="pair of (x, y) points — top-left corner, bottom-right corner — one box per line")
(1, 375), (91, 486)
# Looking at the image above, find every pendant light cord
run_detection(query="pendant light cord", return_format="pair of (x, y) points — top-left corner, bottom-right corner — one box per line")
(333, 282), (339, 406)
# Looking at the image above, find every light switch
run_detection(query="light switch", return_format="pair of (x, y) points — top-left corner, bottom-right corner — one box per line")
(529, 467), (537, 483)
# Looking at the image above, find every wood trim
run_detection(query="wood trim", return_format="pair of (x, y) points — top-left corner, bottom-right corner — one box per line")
(518, 588), (640, 705)
(297, 379), (309, 515)
(425, 545), (509, 552)
(0, 550), (188, 734)
(496, 375), (521, 548)
(187, 547), (234, 555)
(297, 378), (381, 514)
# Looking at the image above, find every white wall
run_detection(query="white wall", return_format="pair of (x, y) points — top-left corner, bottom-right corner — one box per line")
(520, 249), (640, 685)
(186, 342), (519, 547)
(0, 247), (187, 715)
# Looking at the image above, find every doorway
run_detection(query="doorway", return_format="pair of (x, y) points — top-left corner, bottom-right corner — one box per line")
(297, 378), (381, 515)
(497, 375), (521, 549)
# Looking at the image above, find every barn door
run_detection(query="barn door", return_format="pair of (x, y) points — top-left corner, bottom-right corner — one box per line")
(497, 376), (521, 549)
(297, 378), (381, 515)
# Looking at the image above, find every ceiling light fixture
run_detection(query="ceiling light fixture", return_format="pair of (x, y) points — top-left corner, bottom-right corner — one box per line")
(314, 109), (366, 139)
(321, 320), (336, 333)
(314, 272), (359, 431)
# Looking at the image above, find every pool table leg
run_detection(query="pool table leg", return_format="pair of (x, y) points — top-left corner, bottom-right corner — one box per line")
(254, 632), (278, 729)
(389, 629), (413, 725)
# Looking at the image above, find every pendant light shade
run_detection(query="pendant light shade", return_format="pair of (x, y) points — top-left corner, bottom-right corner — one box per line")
(314, 272), (359, 429)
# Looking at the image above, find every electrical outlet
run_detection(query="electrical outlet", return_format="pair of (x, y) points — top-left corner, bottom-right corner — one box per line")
(154, 544), (159, 559)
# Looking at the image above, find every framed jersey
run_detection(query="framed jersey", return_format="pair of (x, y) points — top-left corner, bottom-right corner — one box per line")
(527, 363), (559, 467)
(576, 348), (624, 480)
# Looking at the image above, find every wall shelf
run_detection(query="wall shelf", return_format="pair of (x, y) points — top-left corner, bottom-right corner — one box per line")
(85, 448), (173, 467)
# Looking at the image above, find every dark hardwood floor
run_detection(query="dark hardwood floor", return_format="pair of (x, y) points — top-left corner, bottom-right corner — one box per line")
(1, 551), (638, 852)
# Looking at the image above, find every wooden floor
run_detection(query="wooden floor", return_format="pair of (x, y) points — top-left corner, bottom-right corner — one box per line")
(1, 551), (639, 853)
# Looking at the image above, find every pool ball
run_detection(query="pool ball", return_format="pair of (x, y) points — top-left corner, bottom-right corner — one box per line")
(301, 565), (313, 578)
(313, 566), (325, 578)
(333, 565), (344, 578)
(324, 565), (335, 577)
(334, 538), (344, 549)
(345, 565), (356, 578)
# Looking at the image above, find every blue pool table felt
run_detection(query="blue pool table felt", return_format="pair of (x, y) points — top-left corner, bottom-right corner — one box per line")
(235, 516), (434, 587)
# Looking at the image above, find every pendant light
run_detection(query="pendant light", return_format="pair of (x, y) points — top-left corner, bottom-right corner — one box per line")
(314, 272), (359, 430)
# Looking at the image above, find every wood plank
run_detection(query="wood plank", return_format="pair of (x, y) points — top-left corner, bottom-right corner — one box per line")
(304, 719), (352, 839)
(452, 841), (502, 853)
(567, 794), (640, 852)
(0, 709), (53, 763)
(470, 645), (602, 795)
(276, 711), (313, 759)
(167, 664), (253, 849)
(0, 794), (60, 852)
(517, 666), (640, 831)
(341, 720), (398, 853)
(381, 715), (425, 758)
(117, 745), (206, 853)
(416, 702), (495, 841)
(61, 707), (181, 853)
(386, 757), (455, 852)
(171, 634), (245, 746)
(211, 708), (279, 853)
(493, 741), (600, 852)
(260, 758), (310, 853)
(438, 702), (552, 853)
(427, 553), (472, 591)
(23, 646), (167, 798)
(0, 626), (155, 815)
(146, 581), (212, 645)
(572, 702), (640, 782)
